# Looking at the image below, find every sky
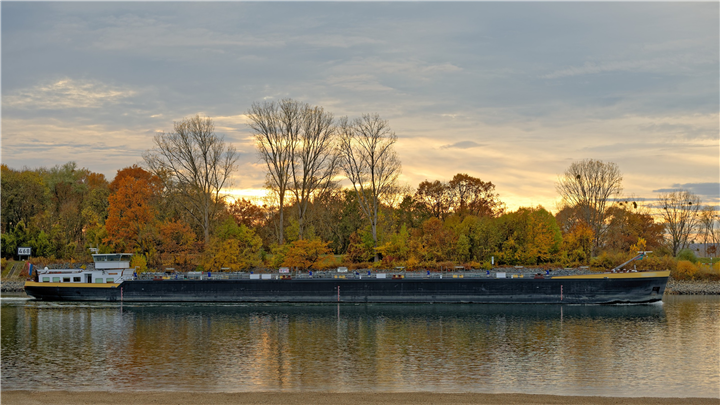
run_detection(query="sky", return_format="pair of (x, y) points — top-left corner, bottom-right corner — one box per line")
(2, 2), (718, 212)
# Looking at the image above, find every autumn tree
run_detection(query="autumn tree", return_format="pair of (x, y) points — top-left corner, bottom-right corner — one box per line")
(376, 224), (411, 265)
(309, 189), (366, 255)
(418, 217), (456, 263)
(604, 201), (664, 252)
(158, 219), (198, 270)
(415, 180), (451, 219)
(556, 159), (622, 254)
(283, 239), (331, 270)
(104, 174), (158, 252)
(496, 207), (562, 265)
(447, 173), (503, 218)
(203, 218), (262, 271)
(338, 113), (401, 262)
(110, 164), (163, 194)
(561, 221), (594, 265)
(144, 115), (239, 246)
(658, 190), (701, 256)
(228, 198), (267, 229)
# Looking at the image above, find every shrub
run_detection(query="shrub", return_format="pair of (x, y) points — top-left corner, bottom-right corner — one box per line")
(591, 252), (627, 270)
(467, 261), (481, 270)
(676, 249), (698, 263)
(696, 263), (720, 281)
(634, 255), (676, 271)
(673, 260), (699, 280)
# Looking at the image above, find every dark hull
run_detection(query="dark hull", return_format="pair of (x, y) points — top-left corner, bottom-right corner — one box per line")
(25, 276), (668, 304)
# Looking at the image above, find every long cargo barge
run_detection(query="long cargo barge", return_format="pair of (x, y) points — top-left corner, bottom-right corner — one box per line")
(24, 253), (669, 304)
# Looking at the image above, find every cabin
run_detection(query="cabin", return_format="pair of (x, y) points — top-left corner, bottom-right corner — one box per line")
(35, 254), (135, 284)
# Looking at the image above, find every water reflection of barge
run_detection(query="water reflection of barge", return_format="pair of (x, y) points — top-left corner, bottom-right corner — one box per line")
(24, 253), (669, 304)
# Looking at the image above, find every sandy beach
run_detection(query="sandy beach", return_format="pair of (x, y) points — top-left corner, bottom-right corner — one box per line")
(3, 391), (718, 405)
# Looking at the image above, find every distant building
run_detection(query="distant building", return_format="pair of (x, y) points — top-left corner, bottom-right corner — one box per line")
(687, 243), (718, 258)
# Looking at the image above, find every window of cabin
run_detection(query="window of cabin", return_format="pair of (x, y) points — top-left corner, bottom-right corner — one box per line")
(73, 277), (81, 282)
(95, 278), (104, 283)
(42, 277), (50, 282)
(106, 278), (114, 283)
(63, 277), (70, 282)
(52, 277), (60, 282)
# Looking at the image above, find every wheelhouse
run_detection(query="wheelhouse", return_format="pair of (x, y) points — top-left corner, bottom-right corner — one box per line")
(34, 253), (135, 284)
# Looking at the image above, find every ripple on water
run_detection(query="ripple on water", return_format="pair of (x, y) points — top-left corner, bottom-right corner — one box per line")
(1, 297), (719, 397)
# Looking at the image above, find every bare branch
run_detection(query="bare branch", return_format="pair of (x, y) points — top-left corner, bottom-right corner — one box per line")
(143, 115), (239, 245)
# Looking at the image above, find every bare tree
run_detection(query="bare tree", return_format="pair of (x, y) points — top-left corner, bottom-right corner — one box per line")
(698, 205), (718, 257)
(338, 114), (401, 262)
(556, 159), (622, 254)
(144, 115), (238, 245)
(290, 105), (338, 240)
(248, 99), (338, 243)
(247, 100), (301, 245)
(658, 190), (701, 256)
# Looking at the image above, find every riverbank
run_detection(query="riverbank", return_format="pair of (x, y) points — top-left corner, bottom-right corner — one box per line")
(3, 391), (718, 405)
(665, 279), (720, 295)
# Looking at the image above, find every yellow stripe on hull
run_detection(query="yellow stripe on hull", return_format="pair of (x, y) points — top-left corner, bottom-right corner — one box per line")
(24, 281), (120, 288)
(552, 270), (670, 280)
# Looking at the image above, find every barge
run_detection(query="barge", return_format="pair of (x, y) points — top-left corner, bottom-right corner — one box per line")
(24, 253), (669, 304)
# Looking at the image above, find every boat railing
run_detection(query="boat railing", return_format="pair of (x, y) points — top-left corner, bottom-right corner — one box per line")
(132, 270), (507, 281)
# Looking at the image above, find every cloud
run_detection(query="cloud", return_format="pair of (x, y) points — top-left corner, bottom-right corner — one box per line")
(3, 78), (136, 110)
(326, 75), (396, 92)
(86, 13), (285, 52)
(439, 141), (483, 150)
(652, 183), (720, 200)
(542, 52), (717, 80)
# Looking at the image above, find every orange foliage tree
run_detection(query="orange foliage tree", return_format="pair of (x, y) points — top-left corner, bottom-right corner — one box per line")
(417, 217), (457, 263)
(228, 198), (267, 228)
(158, 219), (197, 270)
(104, 170), (160, 252)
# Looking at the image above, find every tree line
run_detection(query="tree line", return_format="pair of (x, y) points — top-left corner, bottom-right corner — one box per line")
(2, 100), (718, 275)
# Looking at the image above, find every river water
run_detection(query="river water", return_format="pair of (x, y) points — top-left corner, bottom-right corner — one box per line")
(2, 296), (718, 398)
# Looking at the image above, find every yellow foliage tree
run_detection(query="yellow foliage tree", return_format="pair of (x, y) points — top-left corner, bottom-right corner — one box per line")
(283, 239), (331, 270)
(202, 218), (262, 271)
(130, 254), (148, 273)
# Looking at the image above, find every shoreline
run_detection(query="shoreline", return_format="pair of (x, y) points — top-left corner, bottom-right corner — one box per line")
(665, 279), (720, 295)
(3, 391), (719, 405)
